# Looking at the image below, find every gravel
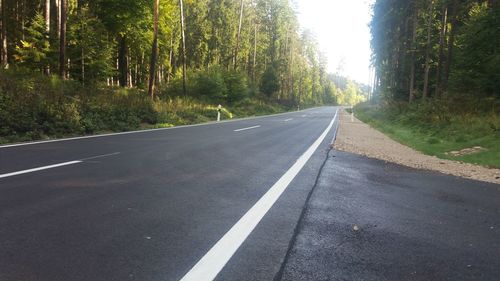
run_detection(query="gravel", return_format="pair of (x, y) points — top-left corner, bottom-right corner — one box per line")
(333, 109), (500, 184)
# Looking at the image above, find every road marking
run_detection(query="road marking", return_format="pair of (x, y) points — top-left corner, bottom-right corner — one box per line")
(233, 125), (261, 132)
(0, 108), (323, 149)
(0, 161), (82, 179)
(0, 152), (120, 179)
(80, 152), (121, 161)
(284, 118), (293, 122)
(301, 114), (307, 117)
(180, 109), (338, 281)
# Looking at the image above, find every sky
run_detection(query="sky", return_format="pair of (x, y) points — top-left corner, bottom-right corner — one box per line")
(295, 0), (374, 84)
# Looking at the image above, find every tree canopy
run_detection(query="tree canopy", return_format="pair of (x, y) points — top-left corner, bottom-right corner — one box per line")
(370, 0), (500, 102)
(0, 0), (356, 106)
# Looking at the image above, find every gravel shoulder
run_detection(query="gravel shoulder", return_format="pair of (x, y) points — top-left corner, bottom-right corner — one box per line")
(333, 109), (500, 184)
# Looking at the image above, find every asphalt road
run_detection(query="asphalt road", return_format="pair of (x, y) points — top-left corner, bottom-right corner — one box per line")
(0, 106), (340, 281)
(2, 106), (499, 281)
(279, 150), (500, 281)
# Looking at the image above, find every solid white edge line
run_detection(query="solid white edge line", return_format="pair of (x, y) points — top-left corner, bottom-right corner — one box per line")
(233, 125), (261, 132)
(0, 107), (323, 149)
(0, 161), (82, 179)
(179, 109), (339, 281)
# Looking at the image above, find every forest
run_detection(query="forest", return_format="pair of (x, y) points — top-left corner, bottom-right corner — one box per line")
(364, 0), (500, 167)
(0, 0), (367, 143)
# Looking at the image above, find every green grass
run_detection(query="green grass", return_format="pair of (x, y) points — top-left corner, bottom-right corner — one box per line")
(0, 70), (292, 145)
(354, 101), (500, 168)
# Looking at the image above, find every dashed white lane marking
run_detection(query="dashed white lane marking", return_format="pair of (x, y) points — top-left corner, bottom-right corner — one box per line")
(80, 152), (121, 161)
(301, 114), (307, 117)
(0, 152), (121, 179)
(284, 118), (293, 122)
(180, 109), (339, 281)
(0, 161), (82, 179)
(0, 108), (323, 149)
(233, 125), (261, 132)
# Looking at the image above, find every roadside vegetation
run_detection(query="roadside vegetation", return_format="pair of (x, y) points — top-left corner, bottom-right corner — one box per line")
(0, 0), (368, 144)
(0, 69), (289, 144)
(354, 100), (499, 168)
(368, 0), (500, 168)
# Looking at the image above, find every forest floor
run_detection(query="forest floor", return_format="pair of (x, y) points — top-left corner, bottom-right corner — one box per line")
(334, 109), (500, 184)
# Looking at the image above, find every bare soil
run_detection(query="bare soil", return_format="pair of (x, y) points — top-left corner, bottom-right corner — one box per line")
(333, 109), (500, 184)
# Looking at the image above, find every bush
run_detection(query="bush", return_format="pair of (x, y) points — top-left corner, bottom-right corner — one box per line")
(0, 69), (292, 144)
(164, 67), (249, 104)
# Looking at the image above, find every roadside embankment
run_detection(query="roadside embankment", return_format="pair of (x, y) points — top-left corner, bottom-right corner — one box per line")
(334, 109), (500, 184)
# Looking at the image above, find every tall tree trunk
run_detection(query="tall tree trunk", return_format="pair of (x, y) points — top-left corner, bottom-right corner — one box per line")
(233, 0), (244, 70)
(148, 0), (159, 98)
(1, 0), (8, 68)
(253, 23), (257, 82)
(435, 5), (448, 97)
(409, 3), (418, 102)
(45, 0), (50, 33)
(118, 34), (129, 87)
(167, 36), (173, 84)
(81, 47), (85, 84)
(422, 0), (434, 99)
(443, 0), (458, 93)
(44, 0), (51, 74)
(56, 0), (61, 38)
(59, 0), (67, 78)
(179, 0), (187, 96)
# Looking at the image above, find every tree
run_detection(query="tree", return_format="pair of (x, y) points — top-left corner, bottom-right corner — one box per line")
(422, 0), (434, 99)
(1, 0), (8, 68)
(435, 4), (448, 97)
(409, 0), (418, 102)
(148, 0), (160, 98)
(234, 0), (244, 70)
(59, 0), (67, 78)
(179, 0), (187, 96)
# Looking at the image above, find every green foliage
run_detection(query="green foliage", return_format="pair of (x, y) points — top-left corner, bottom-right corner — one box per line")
(451, 4), (500, 97)
(14, 13), (52, 71)
(371, 0), (500, 101)
(260, 66), (279, 97)
(355, 99), (500, 168)
(0, 70), (291, 143)
(67, 7), (115, 83)
(165, 67), (248, 103)
(0, 0), (342, 144)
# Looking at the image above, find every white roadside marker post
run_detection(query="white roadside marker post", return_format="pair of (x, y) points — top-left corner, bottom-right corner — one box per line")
(217, 104), (222, 122)
(351, 105), (354, 122)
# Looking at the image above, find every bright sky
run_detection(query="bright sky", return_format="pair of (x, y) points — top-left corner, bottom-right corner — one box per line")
(296, 0), (374, 84)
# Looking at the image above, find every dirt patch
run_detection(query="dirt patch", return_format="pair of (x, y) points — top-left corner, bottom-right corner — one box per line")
(446, 146), (487, 157)
(333, 109), (500, 184)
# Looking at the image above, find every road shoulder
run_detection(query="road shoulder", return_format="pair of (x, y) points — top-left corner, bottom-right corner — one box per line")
(334, 109), (500, 184)
(278, 150), (500, 281)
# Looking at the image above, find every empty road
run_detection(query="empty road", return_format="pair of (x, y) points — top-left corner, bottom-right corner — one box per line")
(1, 106), (499, 281)
(0, 107), (340, 281)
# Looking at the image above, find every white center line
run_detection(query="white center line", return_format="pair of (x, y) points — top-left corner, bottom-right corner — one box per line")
(0, 161), (82, 179)
(180, 109), (338, 281)
(233, 125), (261, 132)
(284, 118), (293, 122)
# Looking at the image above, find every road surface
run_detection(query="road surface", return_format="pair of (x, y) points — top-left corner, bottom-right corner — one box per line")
(1, 106), (499, 281)
(0, 107), (339, 281)
(279, 150), (500, 281)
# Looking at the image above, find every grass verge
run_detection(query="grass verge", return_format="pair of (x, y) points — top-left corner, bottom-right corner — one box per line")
(0, 70), (291, 144)
(354, 100), (500, 168)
